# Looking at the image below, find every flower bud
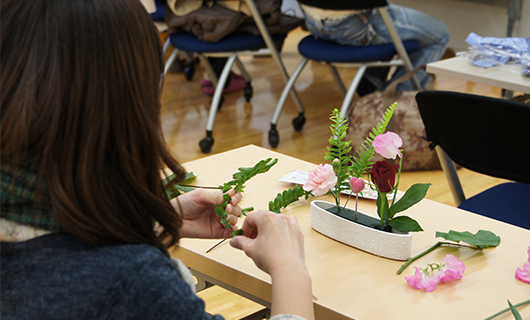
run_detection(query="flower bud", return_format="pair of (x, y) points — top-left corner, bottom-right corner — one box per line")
(332, 158), (341, 174)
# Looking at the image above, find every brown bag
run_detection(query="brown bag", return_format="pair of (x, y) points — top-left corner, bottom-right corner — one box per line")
(346, 67), (441, 171)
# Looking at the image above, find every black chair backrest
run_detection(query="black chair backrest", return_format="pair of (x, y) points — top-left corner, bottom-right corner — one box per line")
(298, 0), (388, 10)
(416, 90), (530, 184)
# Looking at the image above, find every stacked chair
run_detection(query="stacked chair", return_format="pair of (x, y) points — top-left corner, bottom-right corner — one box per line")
(165, 0), (304, 153)
(268, 0), (421, 148)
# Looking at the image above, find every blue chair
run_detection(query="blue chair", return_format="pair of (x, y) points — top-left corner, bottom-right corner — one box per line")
(417, 90), (530, 230)
(166, 0), (304, 153)
(268, 0), (421, 148)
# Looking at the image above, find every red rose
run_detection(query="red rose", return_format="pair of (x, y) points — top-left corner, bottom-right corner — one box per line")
(370, 161), (398, 193)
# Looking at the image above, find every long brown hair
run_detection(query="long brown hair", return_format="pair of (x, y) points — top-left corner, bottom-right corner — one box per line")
(1, 0), (186, 248)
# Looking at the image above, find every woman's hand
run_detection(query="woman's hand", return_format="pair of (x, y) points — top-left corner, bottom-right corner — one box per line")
(229, 210), (314, 320)
(229, 210), (306, 274)
(172, 189), (242, 239)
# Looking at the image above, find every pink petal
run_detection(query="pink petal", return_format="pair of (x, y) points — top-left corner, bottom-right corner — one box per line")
(440, 254), (465, 282)
(303, 164), (337, 196)
(515, 263), (530, 284)
(373, 132), (403, 160)
(405, 267), (441, 292)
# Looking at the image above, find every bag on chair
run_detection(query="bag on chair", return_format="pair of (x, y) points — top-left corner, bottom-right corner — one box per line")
(346, 67), (441, 171)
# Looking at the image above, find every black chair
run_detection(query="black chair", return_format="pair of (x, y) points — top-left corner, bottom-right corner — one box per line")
(268, 0), (421, 148)
(417, 90), (530, 230)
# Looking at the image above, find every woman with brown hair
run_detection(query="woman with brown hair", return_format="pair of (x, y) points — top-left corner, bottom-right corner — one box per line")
(0, 0), (314, 319)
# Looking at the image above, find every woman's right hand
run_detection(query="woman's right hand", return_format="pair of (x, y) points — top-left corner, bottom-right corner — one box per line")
(229, 210), (306, 275)
(230, 210), (315, 320)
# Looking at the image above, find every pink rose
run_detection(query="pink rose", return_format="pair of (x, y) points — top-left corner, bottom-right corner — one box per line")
(303, 164), (337, 196)
(439, 254), (465, 283)
(372, 132), (403, 160)
(349, 177), (365, 194)
(405, 267), (441, 292)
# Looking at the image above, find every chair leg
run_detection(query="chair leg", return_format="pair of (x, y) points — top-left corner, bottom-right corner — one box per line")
(243, 0), (305, 113)
(339, 64), (367, 116)
(162, 37), (171, 57)
(327, 64), (347, 97)
(163, 48), (180, 79)
(378, 7), (421, 90)
(199, 55), (219, 87)
(436, 146), (466, 206)
(234, 56), (253, 102)
(269, 58), (309, 148)
(199, 54), (237, 153)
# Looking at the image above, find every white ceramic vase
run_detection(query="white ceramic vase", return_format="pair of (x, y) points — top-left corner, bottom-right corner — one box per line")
(310, 200), (412, 261)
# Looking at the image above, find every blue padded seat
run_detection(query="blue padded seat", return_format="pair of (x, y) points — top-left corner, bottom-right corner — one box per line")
(298, 35), (421, 63)
(170, 32), (287, 53)
(150, 1), (166, 22)
(458, 182), (530, 230)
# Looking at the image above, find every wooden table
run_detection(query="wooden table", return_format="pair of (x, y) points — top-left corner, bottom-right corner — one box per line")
(170, 145), (530, 320)
(426, 56), (530, 93)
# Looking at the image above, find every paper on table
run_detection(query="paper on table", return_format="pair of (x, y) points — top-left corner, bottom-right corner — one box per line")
(278, 170), (394, 200)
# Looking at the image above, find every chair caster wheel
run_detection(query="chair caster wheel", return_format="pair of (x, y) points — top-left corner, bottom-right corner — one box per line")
(199, 136), (214, 153)
(292, 114), (306, 131)
(244, 84), (253, 102)
(268, 128), (279, 148)
(184, 64), (195, 81)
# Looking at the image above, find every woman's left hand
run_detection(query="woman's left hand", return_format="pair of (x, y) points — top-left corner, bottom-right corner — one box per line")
(172, 189), (242, 239)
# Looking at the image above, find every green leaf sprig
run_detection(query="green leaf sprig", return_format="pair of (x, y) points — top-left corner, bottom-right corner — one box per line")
(349, 103), (397, 180)
(323, 109), (353, 208)
(397, 230), (501, 274)
(268, 184), (313, 213)
(215, 158), (278, 236)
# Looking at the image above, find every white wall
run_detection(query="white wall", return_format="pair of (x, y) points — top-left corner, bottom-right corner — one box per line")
(282, 0), (530, 51)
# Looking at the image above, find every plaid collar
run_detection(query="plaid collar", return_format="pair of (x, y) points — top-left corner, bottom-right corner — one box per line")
(1, 159), (63, 232)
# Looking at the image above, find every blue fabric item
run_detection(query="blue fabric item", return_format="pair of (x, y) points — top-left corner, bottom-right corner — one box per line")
(150, 3), (166, 22)
(465, 32), (530, 67)
(298, 35), (420, 63)
(458, 182), (530, 230)
(170, 32), (287, 53)
(1, 234), (223, 320)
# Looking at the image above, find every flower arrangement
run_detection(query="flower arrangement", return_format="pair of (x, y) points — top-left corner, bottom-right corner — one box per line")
(301, 105), (431, 233)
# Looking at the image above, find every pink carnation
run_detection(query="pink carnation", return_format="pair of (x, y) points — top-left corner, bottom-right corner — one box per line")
(303, 164), (337, 196)
(372, 132), (403, 160)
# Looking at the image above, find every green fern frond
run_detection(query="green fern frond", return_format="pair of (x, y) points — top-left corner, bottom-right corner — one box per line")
(350, 103), (397, 177)
(268, 184), (313, 213)
(220, 158), (278, 193)
(216, 158), (279, 236)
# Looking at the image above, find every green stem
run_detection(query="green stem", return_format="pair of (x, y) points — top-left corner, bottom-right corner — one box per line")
(484, 299), (530, 320)
(397, 241), (491, 275)
(391, 156), (403, 207)
(397, 242), (443, 275)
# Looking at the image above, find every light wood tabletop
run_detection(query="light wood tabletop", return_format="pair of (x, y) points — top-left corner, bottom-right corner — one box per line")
(170, 145), (530, 320)
(426, 56), (530, 93)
